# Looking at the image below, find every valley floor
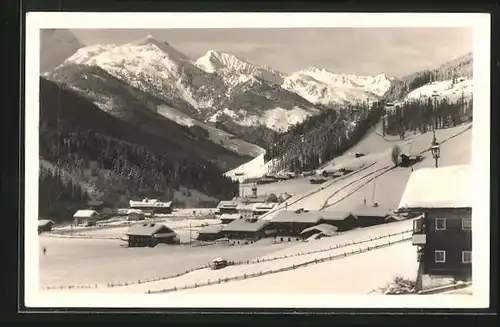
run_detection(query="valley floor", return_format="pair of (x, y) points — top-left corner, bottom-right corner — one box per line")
(37, 122), (472, 296)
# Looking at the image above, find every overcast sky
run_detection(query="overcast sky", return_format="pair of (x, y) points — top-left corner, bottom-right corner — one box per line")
(71, 28), (472, 78)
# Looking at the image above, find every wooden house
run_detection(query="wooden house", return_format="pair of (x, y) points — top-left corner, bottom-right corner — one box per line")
(73, 210), (99, 226)
(217, 201), (239, 215)
(220, 213), (242, 224)
(38, 219), (55, 234)
(397, 165), (472, 287)
(350, 205), (392, 227)
(125, 223), (179, 247)
(221, 218), (271, 244)
(196, 225), (224, 242)
(129, 199), (173, 215)
(251, 202), (276, 217)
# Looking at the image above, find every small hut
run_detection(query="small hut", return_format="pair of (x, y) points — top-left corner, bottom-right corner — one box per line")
(38, 219), (55, 234)
(73, 210), (99, 226)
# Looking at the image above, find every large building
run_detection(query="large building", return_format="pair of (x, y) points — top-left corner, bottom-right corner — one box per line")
(397, 165), (472, 288)
(124, 223), (179, 247)
(221, 218), (272, 244)
(129, 199), (173, 215)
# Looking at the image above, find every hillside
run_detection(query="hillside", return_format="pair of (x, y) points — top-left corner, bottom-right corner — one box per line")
(39, 78), (239, 215)
(45, 65), (252, 169)
(385, 52), (473, 101)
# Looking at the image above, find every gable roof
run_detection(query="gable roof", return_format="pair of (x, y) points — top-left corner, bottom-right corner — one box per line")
(222, 219), (271, 233)
(217, 201), (238, 209)
(252, 202), (276, 211)
(38, 219), (55, 227)
(198, 224), (224, 235)
(272, 210), (354, 224)
(350, 205), (392, 218)
(272, 211), (323, 224)
(73, 210), (98, 218)
(220, 213), (242, 220)
(125, 223), (174, 236)
(300, 223), (339, 236)
(397, 165), (472, 211)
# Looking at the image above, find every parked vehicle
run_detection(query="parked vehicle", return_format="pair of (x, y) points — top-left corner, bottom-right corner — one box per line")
(210, 257), (228, 270)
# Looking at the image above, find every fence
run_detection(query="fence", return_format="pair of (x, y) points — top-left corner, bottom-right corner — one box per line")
(148, 235), (412, 294)
(42, 229), (412, 291)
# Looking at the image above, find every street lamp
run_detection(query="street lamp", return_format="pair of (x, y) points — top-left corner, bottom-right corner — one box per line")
(431, 144), (440, 168)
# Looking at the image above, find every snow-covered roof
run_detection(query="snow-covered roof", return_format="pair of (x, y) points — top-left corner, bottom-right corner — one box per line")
(38, 219), (55, 227)
(220, 213), (242, 220)
(127, 209), (144, 215)
(397, 165), (472, 211)
(252, 202), (276, 211)
(236, 203), (254, 211)
(300, 223), (339, 236)
(272, 210), (354, 224)
(222, 219), (271, 233)
(125, 223), (174, 237)
(350, 205), (393, 218)
(217, 201), (238, 209)
(198, 224), (224, 235)
(73, 210), (98, 218)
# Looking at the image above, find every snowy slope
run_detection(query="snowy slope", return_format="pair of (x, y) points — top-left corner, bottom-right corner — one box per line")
(405, 78), (473, 103)
(225, 153), (278, 181)
(283, 68), (392, 106)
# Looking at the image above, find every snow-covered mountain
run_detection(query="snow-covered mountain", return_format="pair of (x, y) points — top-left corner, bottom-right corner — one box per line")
(40, 29), (84, 73)
(57, 35), (227, 117)
(195, 50), (285, 86)
(283, 67), (392, 107)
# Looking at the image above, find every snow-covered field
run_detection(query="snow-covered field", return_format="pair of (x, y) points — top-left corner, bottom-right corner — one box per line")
(178, 240), (417, 294)
(39, 236), (294, 287)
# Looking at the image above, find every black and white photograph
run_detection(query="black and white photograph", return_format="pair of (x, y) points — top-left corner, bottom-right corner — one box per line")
(25, 12), (490, 308)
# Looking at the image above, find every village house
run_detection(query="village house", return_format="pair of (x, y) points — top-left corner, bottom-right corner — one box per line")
(350, 204), (393, 227)
(397, 165), (472, 290)
(236, 203), (254, 218)
(271, 210), (358, 241)
(127, 209), (145, 221)
(251, 202), (276, 217)
(216, 201), (239, 215)
(38, 219), (55, 234)
(129, 198), (173, 215)
(221, 218), (272, 244)
(125, 223), (179, 247)
(219, 213), (242, 225)
(196, 224), (224, 242)
(73, 209), (99, 226)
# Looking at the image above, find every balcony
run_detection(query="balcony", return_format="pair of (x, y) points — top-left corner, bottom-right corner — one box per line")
(412, 234), (427, 245)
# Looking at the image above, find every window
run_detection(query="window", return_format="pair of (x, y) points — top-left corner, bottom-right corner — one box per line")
(435, 218), (447, 231)
(462, 218), (471, 230)
(434, 250), (446, 263)
(462, 251), (472, 263)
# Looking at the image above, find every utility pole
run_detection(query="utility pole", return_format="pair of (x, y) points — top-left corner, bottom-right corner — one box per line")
(371, 177), (377, 205)
(189, 223), (192, 246)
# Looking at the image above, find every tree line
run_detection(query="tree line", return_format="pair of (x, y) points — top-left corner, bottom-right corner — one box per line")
(263, 100), (385, 173)
(39, 166), (90, 222)
(39, 124), (239, 210)
(383, 92), (473, 139)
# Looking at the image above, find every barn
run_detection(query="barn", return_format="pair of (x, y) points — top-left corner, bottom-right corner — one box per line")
(196, 224), (224, 242)
(221, 218), (272, 244)
(38, 219), (55, 234)
(350, 205), (393, 227)
(73, 210), (99, 226)
(125, 223), (179, 247)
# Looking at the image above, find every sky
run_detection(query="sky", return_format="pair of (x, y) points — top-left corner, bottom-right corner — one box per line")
(70, 28), (472, 78)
